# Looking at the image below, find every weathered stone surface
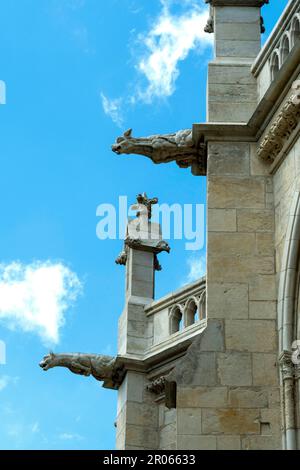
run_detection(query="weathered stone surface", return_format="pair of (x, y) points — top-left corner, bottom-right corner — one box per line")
(208, 142), (250, 176)
(209, 256), (274, 283)
(202, 409), (260, 435)
(216, 39), (260, 58)
(210, 232), (256, 256)
(209, 83), (257, 103)
(199, 320), (225, 352)
(217, 435), (241, 450)
(225, 320), (276, 352)
(208, 64), (255, 85)
(252, 354), (278, 386)
(177, 435), (217, 450)
(217, 353), (252, 386)
(208, 176), (266, 209)
(177, 408), (202, 435)
(255, 233), (275, 256)
(237, 209), (275, 232)
(126, 424), (158, 449)
(242, 435), (281, 450)
(177, 387), (228, 408)
(208, 283), (249, 319)
(228, 388), (268, 408)
(126, 402), (158, 428)
(208, 209), (237, 232)
(159, 423), (176, 449)
(249, 301), (277, 320)
(249, 275), (276, 301)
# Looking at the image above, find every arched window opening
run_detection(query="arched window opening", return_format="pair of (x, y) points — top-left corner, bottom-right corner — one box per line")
(270, 51), (280, 81)
(199, 292), (207, 320)
(281, 35), (290, 65)
(169, 306), (183, 334)
(185, 300), (199, 327)
(291, 16), (300, 48)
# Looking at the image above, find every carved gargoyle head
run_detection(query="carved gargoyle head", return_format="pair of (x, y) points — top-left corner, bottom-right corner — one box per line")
(39, 352), (56, 371)
(111, 129), (133, 155)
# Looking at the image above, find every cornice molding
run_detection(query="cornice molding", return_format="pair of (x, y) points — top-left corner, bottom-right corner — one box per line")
(257, 81), (300, 163)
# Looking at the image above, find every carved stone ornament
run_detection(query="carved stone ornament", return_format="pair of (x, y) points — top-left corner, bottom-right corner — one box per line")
(115, 194), (170, 270)
(39, 352), (124, 389)
(112, 129), (206, 176)
(279, 350), (294, 381)
(147, 376), (166, 395)
(257, 82), (300, 163)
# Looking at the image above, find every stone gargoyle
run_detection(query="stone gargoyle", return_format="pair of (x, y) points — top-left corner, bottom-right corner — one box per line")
(111, 129), (206, 174)
(39, 352), (124, 389)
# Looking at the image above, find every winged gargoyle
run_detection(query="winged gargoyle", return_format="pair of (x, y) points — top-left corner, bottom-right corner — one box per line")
(112, 129), (206, 175)
(39, 352), (124, 389)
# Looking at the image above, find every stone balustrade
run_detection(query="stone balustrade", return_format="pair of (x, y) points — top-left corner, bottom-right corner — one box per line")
(144, 278), (206, 349)
(252, 0), (300, 101)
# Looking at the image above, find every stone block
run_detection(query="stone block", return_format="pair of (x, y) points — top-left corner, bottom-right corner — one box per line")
(177, 408), (202, 435)
(209, 83), (257, 104)
(208, 209), (237, 232)
(217, 435), (241, 450)
(249, 275), (276, 301)
(199, 320), (225, 352)
(237, 209), (275, 232)
(215, 22), (261, 41)
(225, 319), (276, 352)
(217, 352), (252, 386)
(208, 142), (250, 176)
(125, 425), (158, 449)
(228, 388), (268, 408)
(159, 423), (176, 449)
(215, 39), (260, 58)
(208, 64), (255, 86)
(177, 435), (217, 450)
(126, 402), (158, 428)
(249, 301), (277, 320)
(215, 6), (261, 24)
(208, 176), (266, 209)
(207, 282), (249, 319)
(241, 435), (281, 450)
(255, 233), (275, 256)
(208, 255), (274, 283)
(252, 353), (278, 386)
(177, 386), (228, 408)
(208, 101), (257, 123)
(202, 408), (260, 435)
(209, 232), (256, 256)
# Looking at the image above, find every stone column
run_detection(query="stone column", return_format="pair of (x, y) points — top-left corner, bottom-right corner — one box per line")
(206, 0), (266, 122)
(115, 194), (170, 449)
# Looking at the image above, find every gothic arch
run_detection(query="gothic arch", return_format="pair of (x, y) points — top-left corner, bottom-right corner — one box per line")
(291, 14), (300, 48)
(278, 191), (300, 450)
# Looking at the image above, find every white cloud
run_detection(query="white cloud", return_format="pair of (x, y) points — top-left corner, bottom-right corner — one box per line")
(101, 1), (212, 125)
(185, 253), (206, 284)
(101, 93), (124, 128)
(136, 0), (213, 103)
(0, 261), (82, 345)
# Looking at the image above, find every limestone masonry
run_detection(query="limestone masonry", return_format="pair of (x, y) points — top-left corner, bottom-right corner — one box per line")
(40, 0), (300, 450)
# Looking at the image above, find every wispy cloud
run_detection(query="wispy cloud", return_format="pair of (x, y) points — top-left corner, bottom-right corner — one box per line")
(0, 262), (82, 345)
(185, 252), (206, 284)
(0, 376), (14, 392)
(136, 0), (212, 103)
(101, 0), (212, 125)
(101, 93), (124, 128)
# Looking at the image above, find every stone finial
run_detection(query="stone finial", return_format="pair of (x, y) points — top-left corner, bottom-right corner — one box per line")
(135, 193), (158, 220)
(39, 352), (124, 389)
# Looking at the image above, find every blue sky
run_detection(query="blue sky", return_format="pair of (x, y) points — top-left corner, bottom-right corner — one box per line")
(0, 0), (289, 450)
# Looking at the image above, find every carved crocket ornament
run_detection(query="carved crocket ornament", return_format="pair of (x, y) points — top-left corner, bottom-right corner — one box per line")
(112, 128), (206, 175)
(39, 352), (124, 388)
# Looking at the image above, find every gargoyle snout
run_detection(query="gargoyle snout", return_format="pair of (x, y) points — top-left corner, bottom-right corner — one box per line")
(111, 144), (122, 155)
